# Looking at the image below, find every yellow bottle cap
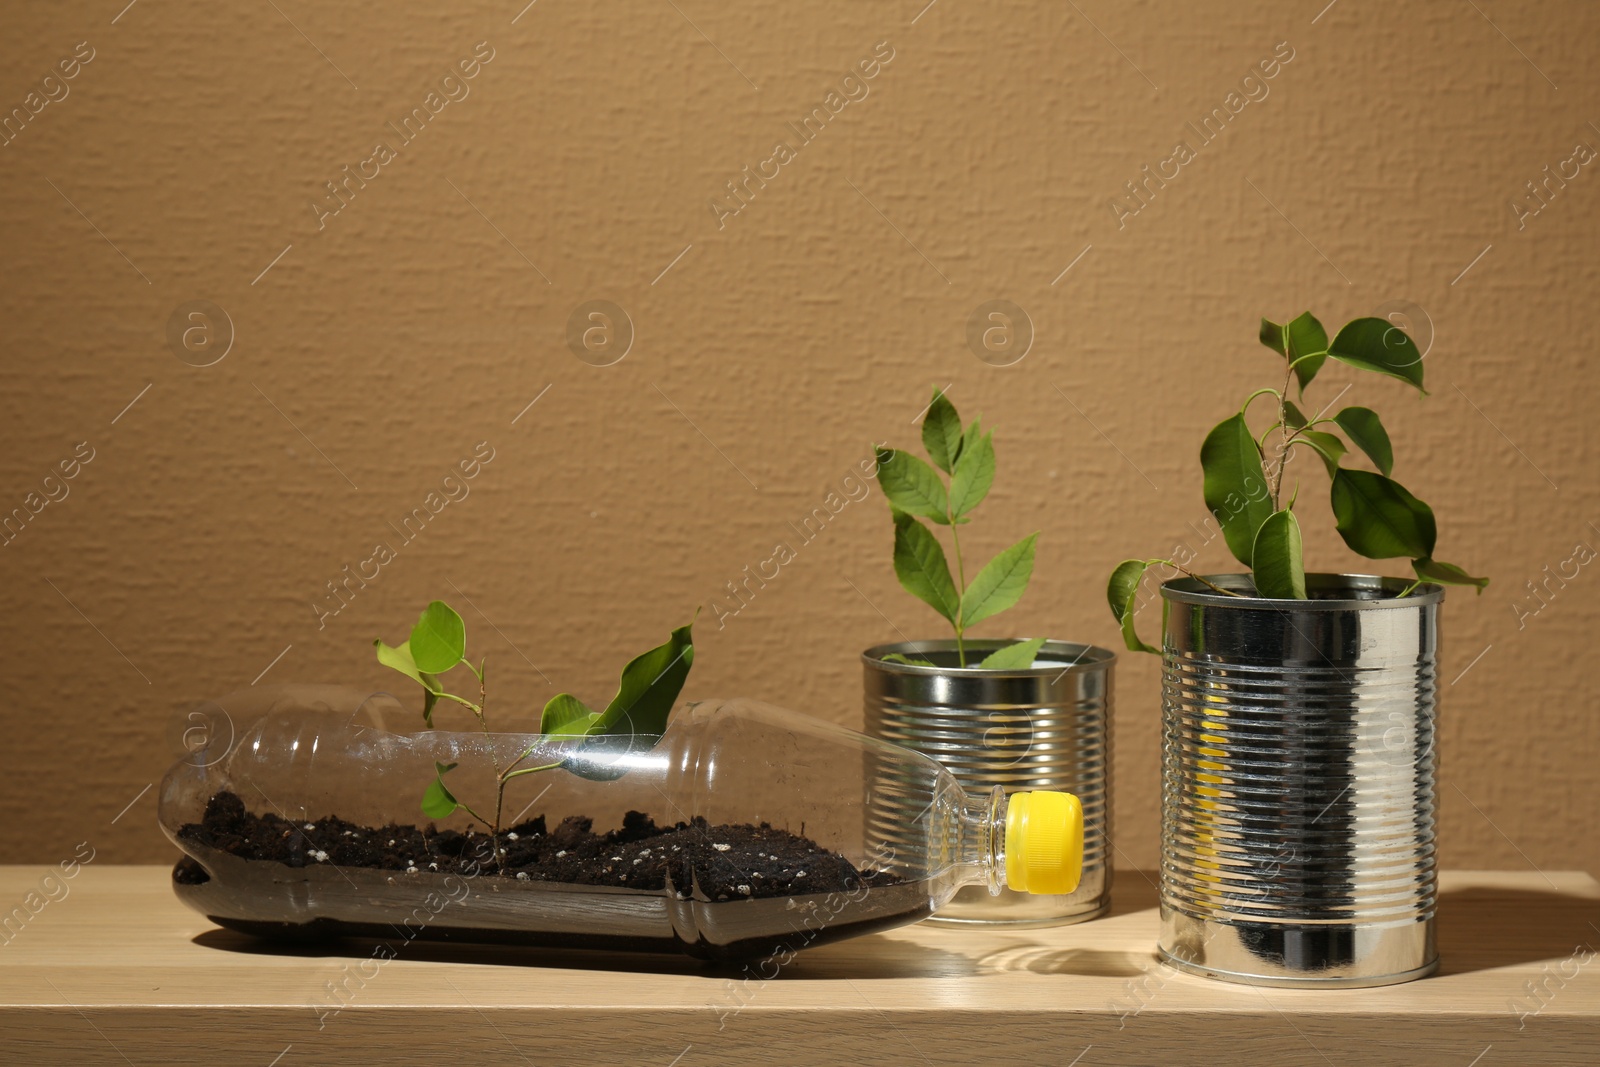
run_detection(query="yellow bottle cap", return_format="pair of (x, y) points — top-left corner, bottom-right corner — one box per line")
(1004, 790), (1084, 896)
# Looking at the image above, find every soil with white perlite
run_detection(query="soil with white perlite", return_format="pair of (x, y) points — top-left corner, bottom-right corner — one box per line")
(173, 792), (925, 961)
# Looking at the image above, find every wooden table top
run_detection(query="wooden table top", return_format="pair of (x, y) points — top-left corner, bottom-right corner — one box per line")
(0, 865), (1595, 1066)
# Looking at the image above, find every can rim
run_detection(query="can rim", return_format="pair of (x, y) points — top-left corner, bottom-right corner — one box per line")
(861, 638), (1115, 675)
(1160, 572), (1445, 609)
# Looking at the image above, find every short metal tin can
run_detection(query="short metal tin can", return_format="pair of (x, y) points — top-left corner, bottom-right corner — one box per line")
(863, 639), (1114, 926)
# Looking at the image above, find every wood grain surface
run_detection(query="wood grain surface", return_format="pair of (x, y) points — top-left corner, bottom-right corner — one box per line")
(0, 866), (1595, 1065)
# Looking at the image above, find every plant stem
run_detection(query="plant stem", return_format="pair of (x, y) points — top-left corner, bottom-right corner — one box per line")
(502, 742), (541, 779)
(1240, 387), (1282, 417)
(437, 692), (483, 715)
(1150, 559), (1248, 598)
(1270, 357), (1296, 510)
(455, 800), (491, 828)
(1395, 578), (1424, 598)
(1269, 426), (1311, 509)
(1268, 351), (1332, 508)
(492, 784), (506, 871)
(948, 508), (968, 667)
(504, 762), (562, 780)
(473, 660), (507, 873)
(1255, 421), (1283, 451)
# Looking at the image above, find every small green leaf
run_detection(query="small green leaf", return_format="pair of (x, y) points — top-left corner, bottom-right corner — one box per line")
(1200, 414), (1275, 567)
(1296, 429), (1347, 476)
(1251, 510), (1307, 599)
(1283, 312), (1329, 393)
(540, 693), (601, 736)
(1260, 316), (1328, 391)
(1259, 318), (1285, 355)
(893, 512), (960, 625)
(921, 389), (963, 475)
(375, 639), (443, 695)
(1107, 559), (1158, 654)
(375, 638), (424, 684)
(409, 601), (466, 674)
(1412, 557), (1489, 593)
(1328, 318), (1426, 393)
(1333, 406), (1394, 476)
(1106, 559), (1144, 620)
(875, 448), (951, 524)
(375, 639), (444, 724)
(421, 761), (459, 820)
(960, 533), (1038, 630)
(978, 637), (1048, 669)
(1283, 400), (1308, 429)
(559, 618), (696, 784)
(960, 418), (982, 464)
(1330, 469), (1437, 560)
(590, 618), (696, 738)
(879, 652), (937, 666)
(948, 431), (995, 520)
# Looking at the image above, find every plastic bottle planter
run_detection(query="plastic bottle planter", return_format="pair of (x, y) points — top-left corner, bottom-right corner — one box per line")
(160, 689), (1084, 963)
(1159, 574), (1442, 987)
(862, 639), (1114, 927)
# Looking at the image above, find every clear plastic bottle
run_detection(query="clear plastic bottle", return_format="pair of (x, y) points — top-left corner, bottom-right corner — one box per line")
(160, 686), (1082, 962)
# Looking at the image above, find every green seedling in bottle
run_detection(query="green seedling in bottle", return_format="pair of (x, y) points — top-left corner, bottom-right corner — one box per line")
(1107, 312), (1487, 652)
(376, 601), (695, 867)
(875, 388), (1044, 669)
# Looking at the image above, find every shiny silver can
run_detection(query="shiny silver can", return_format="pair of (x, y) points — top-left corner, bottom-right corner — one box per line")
(1159, 573), (1443, 987)
(862, 639), (1114, 926)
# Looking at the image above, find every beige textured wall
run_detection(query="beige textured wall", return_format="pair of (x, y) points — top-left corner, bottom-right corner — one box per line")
(2, 0), (1596, 877)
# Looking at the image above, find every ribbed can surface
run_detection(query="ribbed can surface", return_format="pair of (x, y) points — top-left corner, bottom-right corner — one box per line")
(1158, 574), (1442, 987)
(862, 639), (1113, 926)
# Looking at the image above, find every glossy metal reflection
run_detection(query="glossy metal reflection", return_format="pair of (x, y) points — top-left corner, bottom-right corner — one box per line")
(1158, 573), (1442, 987)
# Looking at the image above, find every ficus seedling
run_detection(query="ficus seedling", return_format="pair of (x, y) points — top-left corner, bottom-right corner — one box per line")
(874, 388), (1045, 669)
(376, 601), (695, 867)
(1107, 312), (1487, 653)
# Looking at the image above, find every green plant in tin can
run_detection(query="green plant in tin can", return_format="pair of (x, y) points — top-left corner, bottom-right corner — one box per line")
(1107, 313), (1487, 653)
(874, 388), (1043, 669)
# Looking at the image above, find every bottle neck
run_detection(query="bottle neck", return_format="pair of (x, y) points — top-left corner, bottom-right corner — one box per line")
(949, 785), (1008, 896)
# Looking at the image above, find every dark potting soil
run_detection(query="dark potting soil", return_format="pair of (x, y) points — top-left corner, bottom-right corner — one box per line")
(174, 792), (926, 961)
(178, 791), (897, 902)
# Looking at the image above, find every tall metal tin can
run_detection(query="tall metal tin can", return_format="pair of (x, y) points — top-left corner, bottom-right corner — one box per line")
(863, 639), (1114, 926)
(1159, 573), (1443, 987)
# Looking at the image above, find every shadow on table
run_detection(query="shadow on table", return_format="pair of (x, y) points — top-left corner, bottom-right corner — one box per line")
(1435, 883), (1600, 976)
(970, 944), (1152, 977)
(955, 872), (1158, 978)
(190, 926), (981, 979)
